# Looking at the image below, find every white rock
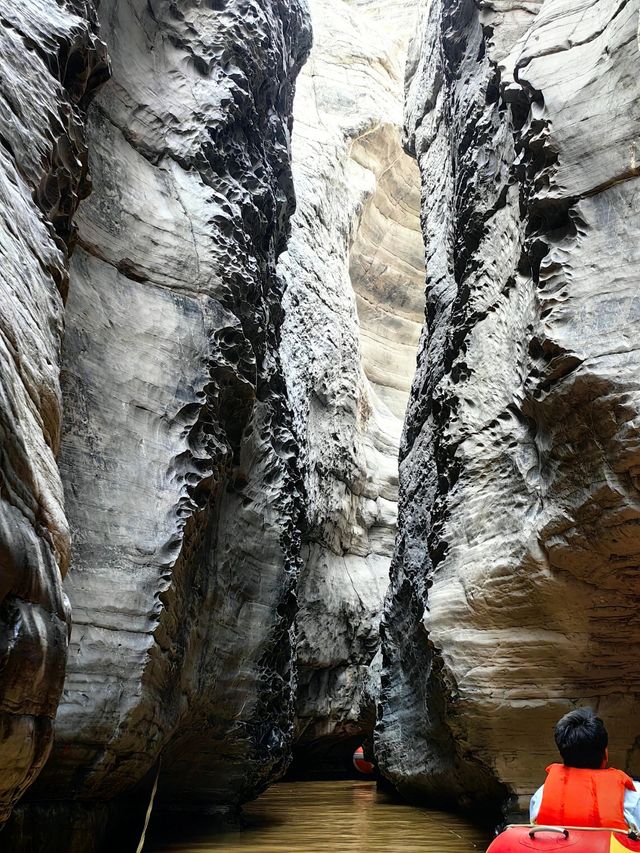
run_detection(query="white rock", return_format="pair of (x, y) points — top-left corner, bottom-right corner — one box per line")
(378, 0), (640, 814)
(278, 0), (423, 766)
(24, 0), (312, 818)
(0, 0), (107, 824)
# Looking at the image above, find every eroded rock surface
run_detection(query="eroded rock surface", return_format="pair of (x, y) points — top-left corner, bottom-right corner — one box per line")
(278, 0), (423, 771)
(0, 0), (107, 824)
(378, 0), (640, 815)
(19, 0), (311, 820)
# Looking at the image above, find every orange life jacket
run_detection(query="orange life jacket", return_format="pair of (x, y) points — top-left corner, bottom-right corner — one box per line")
(536, 763), (635, 830)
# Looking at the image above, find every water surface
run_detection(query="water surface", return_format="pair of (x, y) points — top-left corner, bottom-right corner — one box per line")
(147, 780), (489, 852)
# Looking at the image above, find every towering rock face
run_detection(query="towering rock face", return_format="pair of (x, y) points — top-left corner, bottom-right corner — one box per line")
(278, 0), (423, 770)
(378, 0), (640, 815)
(0, 0), (107, 825)
(4, 0), (310, 829)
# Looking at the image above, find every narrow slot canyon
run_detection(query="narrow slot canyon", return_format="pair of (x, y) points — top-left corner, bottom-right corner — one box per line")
(278, 0), (423, 778)
(1, 1), (639, 852)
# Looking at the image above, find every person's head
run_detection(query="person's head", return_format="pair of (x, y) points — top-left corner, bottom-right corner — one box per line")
(554, 708), (608, 769)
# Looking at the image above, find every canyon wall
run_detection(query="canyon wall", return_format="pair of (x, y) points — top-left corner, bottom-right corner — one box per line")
(278, 0), (423, 771)
(2, 0), (310, 841)
(378, 0), (640, 815)
(0, 0), (108, 824)
(6, 0), (639, 834)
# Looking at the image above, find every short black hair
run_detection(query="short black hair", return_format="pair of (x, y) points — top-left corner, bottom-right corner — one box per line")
(554, 708), (608, 769)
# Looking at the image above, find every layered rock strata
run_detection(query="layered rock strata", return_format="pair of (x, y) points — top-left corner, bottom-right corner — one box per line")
(0, 0), (107, 824)
(7, 0), (310, 828)
(378, 0), (640, 815)
(278, 0), (423, 771)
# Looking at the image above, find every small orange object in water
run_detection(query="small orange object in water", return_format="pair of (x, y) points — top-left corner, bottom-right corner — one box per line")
(352, 746), (375, 775)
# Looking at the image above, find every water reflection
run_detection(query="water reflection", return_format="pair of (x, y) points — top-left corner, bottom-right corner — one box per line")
(146, 781), (489, 852)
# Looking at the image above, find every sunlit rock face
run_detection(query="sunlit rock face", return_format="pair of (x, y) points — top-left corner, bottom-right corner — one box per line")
(0, 0), (108, 824)
(20, 0), (310, 820)
(278, 0), (423, 771)
(377, 0), (640, 815)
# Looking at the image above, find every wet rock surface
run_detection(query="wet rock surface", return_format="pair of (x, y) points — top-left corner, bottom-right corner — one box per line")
(0, 0), (107, 825)
(278, 0), (423, 772)
(377, 0), (640, 815)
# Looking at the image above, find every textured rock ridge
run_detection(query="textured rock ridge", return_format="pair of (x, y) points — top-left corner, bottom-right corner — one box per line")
(278, 0), (423, 770)
(378, 0), (640, 814)
(0, 0), (108, 824)
(10, 0), (311, 824)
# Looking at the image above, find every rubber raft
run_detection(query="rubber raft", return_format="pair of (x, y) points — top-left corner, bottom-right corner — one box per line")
(352, 746), (375, 775)
(487, 826), (640, 852)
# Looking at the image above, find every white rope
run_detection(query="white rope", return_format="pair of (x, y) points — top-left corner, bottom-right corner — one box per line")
(135, 760), (161, 853)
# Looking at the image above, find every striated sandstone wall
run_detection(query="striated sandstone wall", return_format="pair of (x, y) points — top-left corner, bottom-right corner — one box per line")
(1, 0), (310, 842)
(0, 0), (108, 824)
(278, 0), (423, 770)
(378, 0), (640, 815)
(38, 0), (311, 814)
